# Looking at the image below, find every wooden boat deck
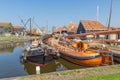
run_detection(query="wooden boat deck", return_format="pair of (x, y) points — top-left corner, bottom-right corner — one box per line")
(50, 40), (100, 57)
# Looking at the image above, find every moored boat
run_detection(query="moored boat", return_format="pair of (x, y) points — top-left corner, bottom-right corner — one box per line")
(42, 34), (113, 67)
(20, 48), (53, 66)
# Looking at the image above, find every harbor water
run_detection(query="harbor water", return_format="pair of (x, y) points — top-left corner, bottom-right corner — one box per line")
(0, 42), (84, 79)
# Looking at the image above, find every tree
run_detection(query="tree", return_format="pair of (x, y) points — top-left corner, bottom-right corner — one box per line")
(5, 23), (12, 32)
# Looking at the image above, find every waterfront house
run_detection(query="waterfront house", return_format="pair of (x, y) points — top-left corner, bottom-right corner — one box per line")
(0, 22), (12, 34)
(76, 20), (119, 40)
(77, 20), (107, 33)
(77, 20), (107, 39)
(108, 27), (120, 40)
(55, 23), (78, 34)
(66, 23), (78, 34)
(55, 27), (67, 33)
(12, 26), (25, 35)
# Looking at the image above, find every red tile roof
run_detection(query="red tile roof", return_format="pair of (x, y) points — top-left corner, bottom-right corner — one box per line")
(81, 20), (107, 30)
(66, 23), (78, 33)
(55, 27), (67, 32)
(13, 26), (24, 29)
(55, 23), (78, 33)
(0, 22), (9, 27)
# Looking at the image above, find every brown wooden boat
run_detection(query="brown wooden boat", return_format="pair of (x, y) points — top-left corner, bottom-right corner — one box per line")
(20, 48), (53, 66)
(42, 34), (113, 67)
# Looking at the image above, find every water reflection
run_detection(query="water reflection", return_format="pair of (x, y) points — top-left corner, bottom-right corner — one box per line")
(0, 42), (84, 78)
(0, 43), (27, 78)
(0, 47), (14, 53)
(22, 58), (84, 75)
(0, 42), (24, 54)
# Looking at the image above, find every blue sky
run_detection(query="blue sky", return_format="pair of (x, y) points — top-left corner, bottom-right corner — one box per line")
(0, 0), (120, 29)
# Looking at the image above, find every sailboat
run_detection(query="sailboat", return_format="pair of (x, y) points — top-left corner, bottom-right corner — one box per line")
(42, 33), (113, 67)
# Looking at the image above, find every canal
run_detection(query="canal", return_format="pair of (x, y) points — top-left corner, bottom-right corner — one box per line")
(0, 42), (84, 79)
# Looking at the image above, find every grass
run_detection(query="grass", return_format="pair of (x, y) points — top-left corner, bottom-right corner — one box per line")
(17, 72), (120, 80)
(0, 36), (24, 41)
(16, 65), (120, 80)
(72, 72), (120, 80)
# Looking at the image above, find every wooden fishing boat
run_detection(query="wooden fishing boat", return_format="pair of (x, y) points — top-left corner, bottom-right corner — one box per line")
(20, 48), (53, 66)
(42, 34), (113, 67)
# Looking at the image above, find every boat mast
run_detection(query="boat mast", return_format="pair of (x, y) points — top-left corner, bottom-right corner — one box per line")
(30, 18), (32, 36)
(108, 0), (113, 30)
(96, 5), (99, 21)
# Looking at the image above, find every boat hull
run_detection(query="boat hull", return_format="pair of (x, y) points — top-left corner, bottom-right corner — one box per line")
(60, 52), (103, 66)
(27, 55), (53, 66)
